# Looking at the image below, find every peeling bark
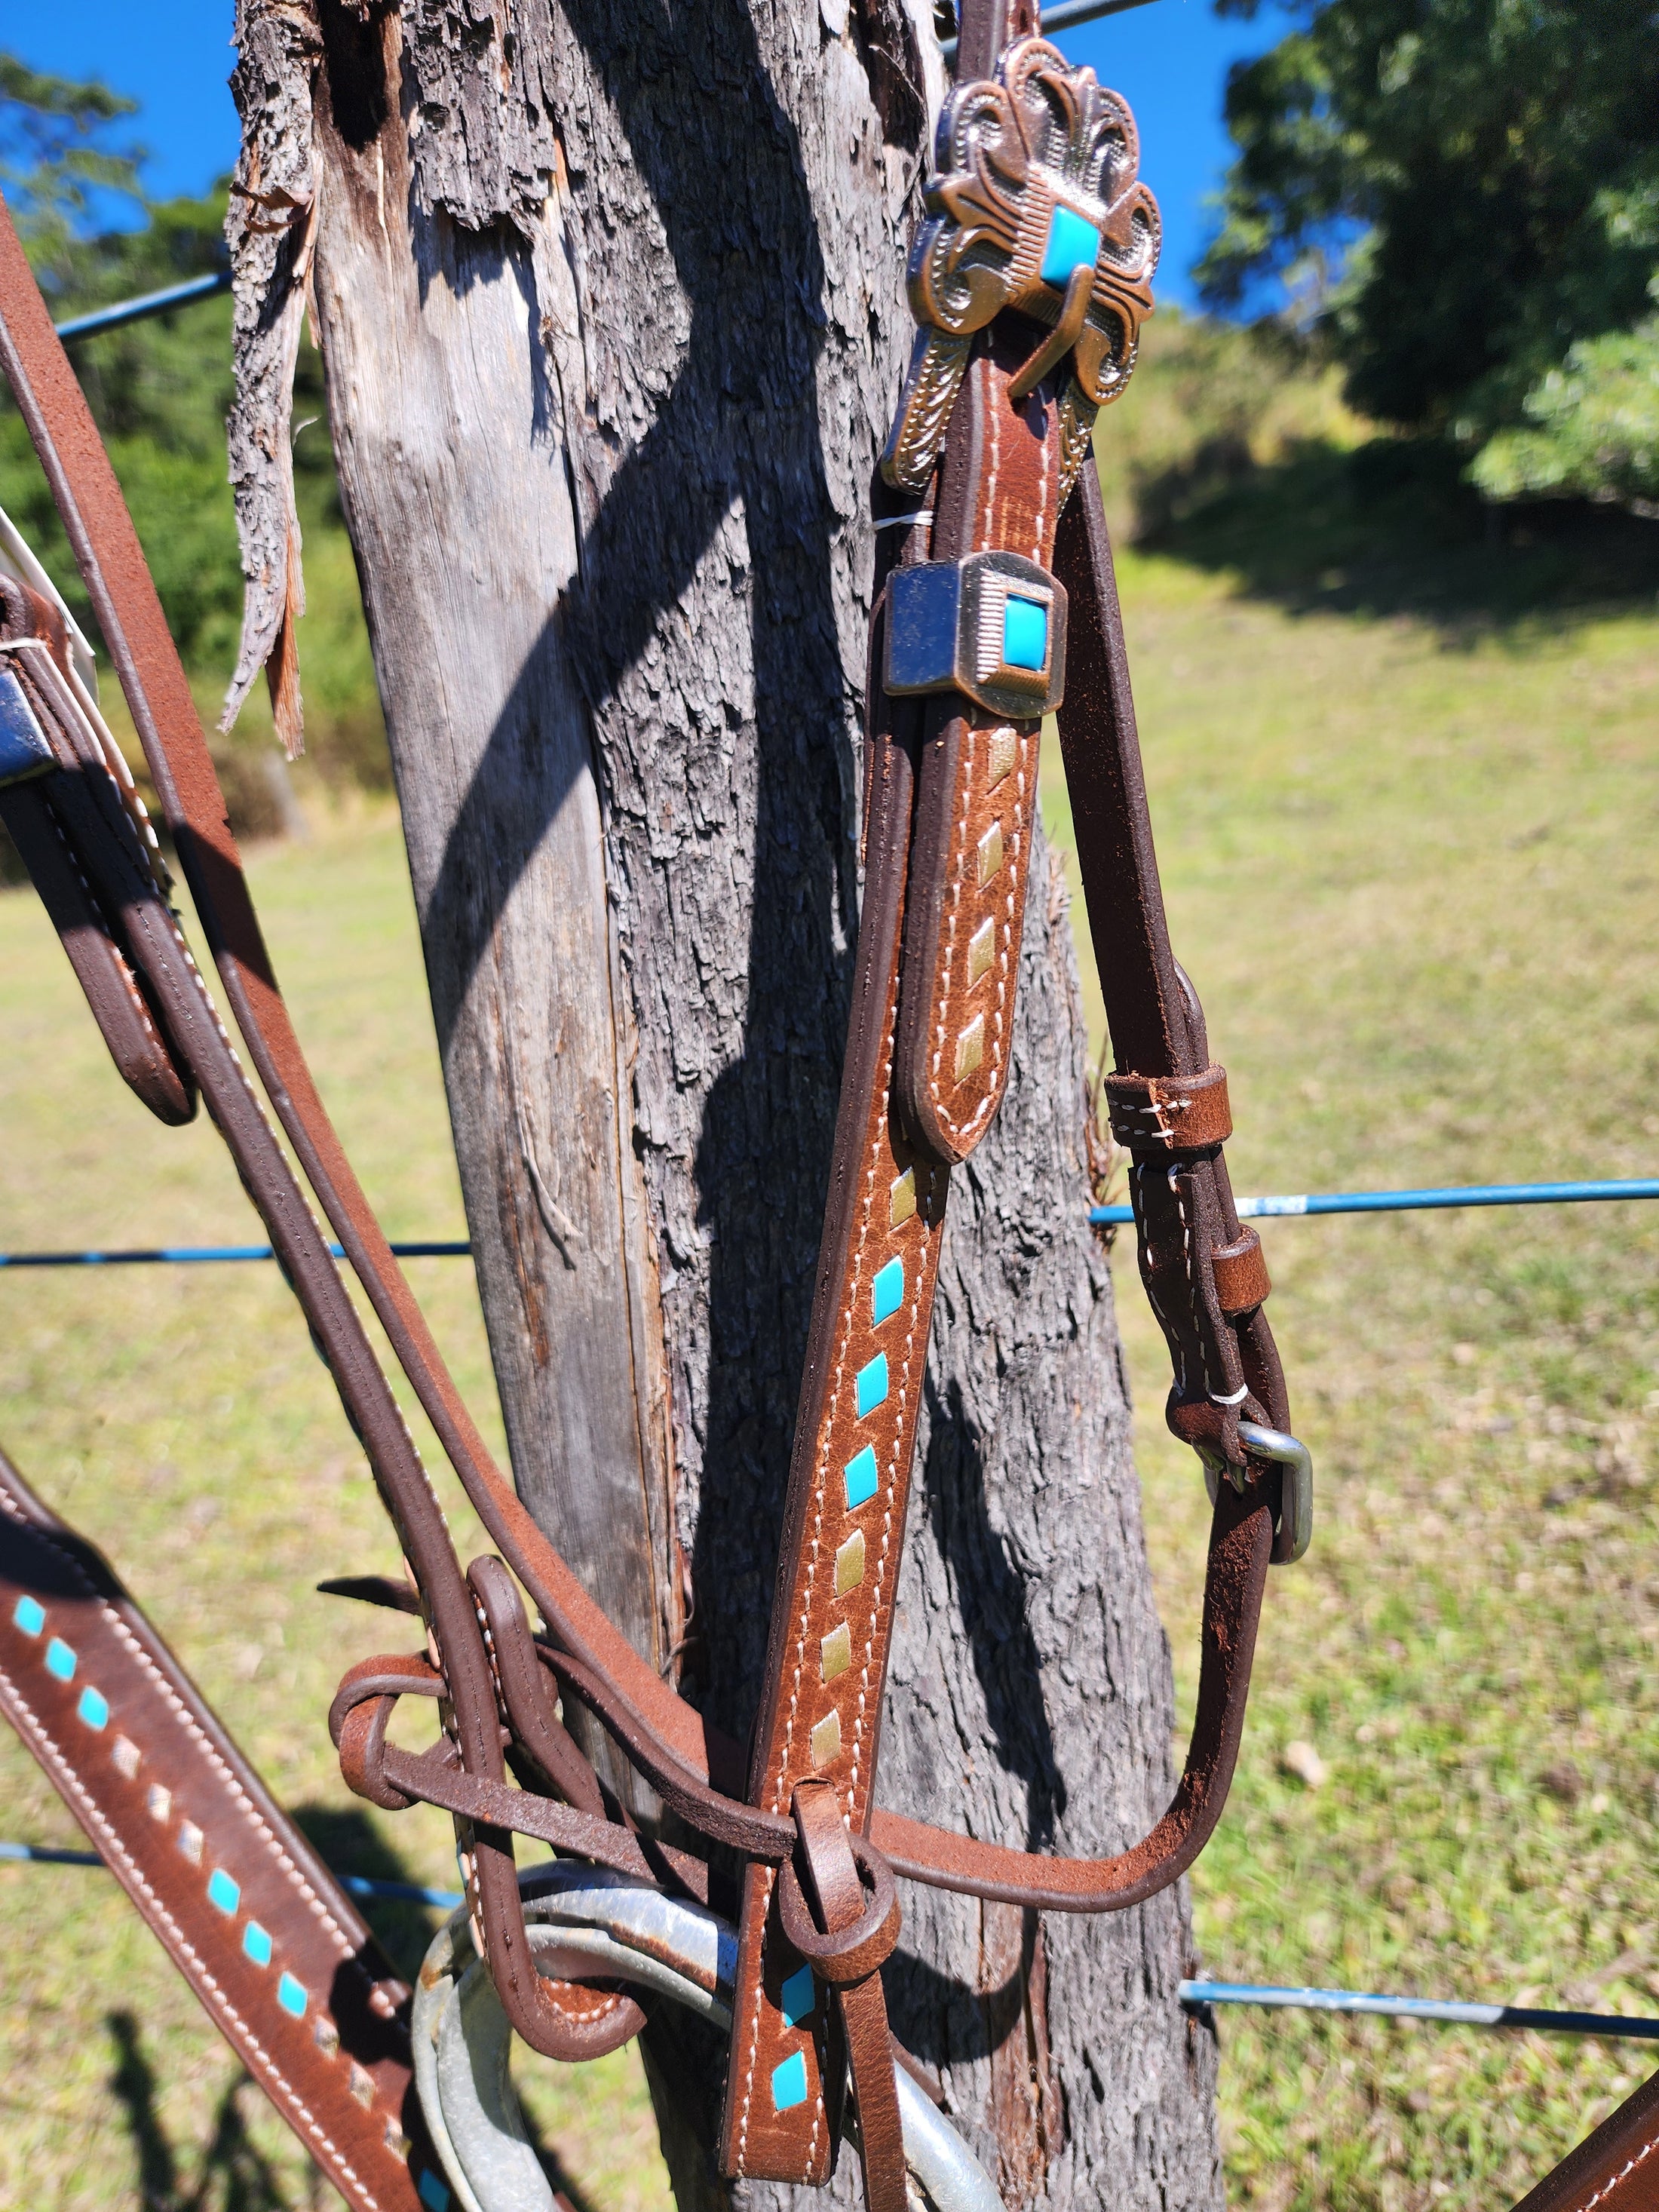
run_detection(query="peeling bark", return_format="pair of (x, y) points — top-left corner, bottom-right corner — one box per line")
(228, 0), (1224, 2203)
(225, 0), (320, 749)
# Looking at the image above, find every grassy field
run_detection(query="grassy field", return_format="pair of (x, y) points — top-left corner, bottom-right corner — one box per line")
(2, 508), (1657, 2208)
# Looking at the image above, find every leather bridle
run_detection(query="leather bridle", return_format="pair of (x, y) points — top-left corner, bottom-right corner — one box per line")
(2, 7), (1645, 2208)
(0, 13), (1290, 2196)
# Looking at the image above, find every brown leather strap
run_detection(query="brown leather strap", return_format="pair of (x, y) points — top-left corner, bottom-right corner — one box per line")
(0, 777), (197, 1123)
(1105, 1063), (1232, 1151)
(0, 584), (196, 1124)
(1510, 2069), (1659, 2212)
(789, 1784), (906, 2212)
(0, 1446), (444, 2212)
(1053, 462), (1294, 1499)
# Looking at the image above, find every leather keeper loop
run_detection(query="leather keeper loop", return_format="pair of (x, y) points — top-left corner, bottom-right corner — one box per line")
(1106, 1063), (1232, 1152)
(337, 1696), (415, 1812)
(1212, 1226), (1271, 1316)
(777, 1827), (902, 1986)
(328, 1649), (443, 1747)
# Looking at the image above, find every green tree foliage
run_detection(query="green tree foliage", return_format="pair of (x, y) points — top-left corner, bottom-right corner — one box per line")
(1198, 0), (1659, 509)
(0, 50), (382, 762)
(0, 53), (143, 248)
(1470, 311), (1659, 517)
(1, 51), (244, 660)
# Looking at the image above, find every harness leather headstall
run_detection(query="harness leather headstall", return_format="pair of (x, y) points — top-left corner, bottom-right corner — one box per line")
(6, 16), (1640, 2209)
(0, 14), (1283, 2201)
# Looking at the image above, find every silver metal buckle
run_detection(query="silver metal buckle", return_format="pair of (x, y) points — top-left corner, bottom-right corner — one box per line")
(885, 550), (1069, 719)
(1237, 1420), (1314, 1566)
(1201, 1422), (1313, 1564)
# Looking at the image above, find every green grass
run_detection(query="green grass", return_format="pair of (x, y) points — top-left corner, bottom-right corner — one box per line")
(2, 517), (1657, 2206)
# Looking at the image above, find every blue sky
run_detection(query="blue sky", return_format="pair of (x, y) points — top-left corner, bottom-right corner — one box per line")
(7, 0), (1286, 309)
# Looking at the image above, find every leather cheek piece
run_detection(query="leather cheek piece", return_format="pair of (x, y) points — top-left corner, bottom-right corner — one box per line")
(1106, 1063), (1233, 1151)
(1211, 1226), (1271, 1317)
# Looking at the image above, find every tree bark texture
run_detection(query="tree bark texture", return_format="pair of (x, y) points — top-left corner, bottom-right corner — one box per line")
(228, 2), (1224, 2206)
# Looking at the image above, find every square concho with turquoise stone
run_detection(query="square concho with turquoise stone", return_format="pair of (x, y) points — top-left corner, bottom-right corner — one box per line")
(1040, 201), (1102, 290)
(1002, 596), (1048, 672)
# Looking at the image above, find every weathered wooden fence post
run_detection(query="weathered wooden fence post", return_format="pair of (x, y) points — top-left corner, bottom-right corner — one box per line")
(228, 0), (1223, 2202)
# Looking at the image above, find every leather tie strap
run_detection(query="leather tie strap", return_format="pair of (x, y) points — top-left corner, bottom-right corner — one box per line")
(1052, 462), (1296, 1511)
(785, 1784), (906, 2212)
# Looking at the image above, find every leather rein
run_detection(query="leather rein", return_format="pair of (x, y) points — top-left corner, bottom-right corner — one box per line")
(0, 4), (1331, 2201)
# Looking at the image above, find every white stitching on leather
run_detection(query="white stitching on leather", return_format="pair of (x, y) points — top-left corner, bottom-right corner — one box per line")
(925, 723), (980, 1118)
(733, 1862), (776, 2177)
(0, 1488), (366, 1956)
(1167, 1164), (1222, 1395)
(980, 354), (999, 556)
(1030, 383), (1050, 564)
(1134, 1161), (1187, 1396)
(0, 1658), (385, 2207)
(1570, 2127), (1659, 2212)
(927, 732), (1029, 1148)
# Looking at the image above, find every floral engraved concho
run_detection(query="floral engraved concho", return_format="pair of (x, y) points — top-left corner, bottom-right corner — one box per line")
(882, 37), (1161, 495)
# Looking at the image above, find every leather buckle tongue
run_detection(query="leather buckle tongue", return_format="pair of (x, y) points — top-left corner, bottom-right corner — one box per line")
(779, 1783), (907, 2212)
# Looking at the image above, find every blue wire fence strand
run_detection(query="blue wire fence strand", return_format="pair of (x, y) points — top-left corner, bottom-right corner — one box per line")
(1180, 1980), (1659, 2044)
(1090, 1178), (1659, 1228)
(54, 270), (233, 344)
(2, 1849), (1652, 2038)
(0, 1239), (473, 1269)
(3, 1181), (1655, 1268)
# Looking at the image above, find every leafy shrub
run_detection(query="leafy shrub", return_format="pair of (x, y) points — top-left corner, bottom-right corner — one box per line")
(1470, 318), (1659, 519)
